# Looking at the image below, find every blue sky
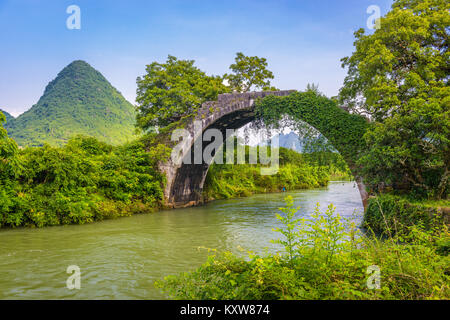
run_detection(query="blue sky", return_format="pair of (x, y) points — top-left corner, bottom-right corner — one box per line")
(0, 0), (392, 117)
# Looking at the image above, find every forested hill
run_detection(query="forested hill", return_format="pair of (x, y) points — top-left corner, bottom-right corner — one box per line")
(0, 109), (14, 124)
(5, 60), (137, 147)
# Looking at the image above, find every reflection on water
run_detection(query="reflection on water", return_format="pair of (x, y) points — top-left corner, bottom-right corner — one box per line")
(0, 181), (363, 299)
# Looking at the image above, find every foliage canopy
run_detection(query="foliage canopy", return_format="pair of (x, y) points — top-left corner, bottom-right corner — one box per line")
(224, 52), (275, 92)
(136, 55), (229, 130)
(0, 132), (171, 228)
(0, 112), (19, 183)
(340, 0), (449, 199)
(135, 53), (277, 130)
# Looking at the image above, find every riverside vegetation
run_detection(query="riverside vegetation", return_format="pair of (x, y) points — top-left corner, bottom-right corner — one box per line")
(156, 196), (449, 300)
(204, 145), (351, 201)
(0, 119), (171, 228)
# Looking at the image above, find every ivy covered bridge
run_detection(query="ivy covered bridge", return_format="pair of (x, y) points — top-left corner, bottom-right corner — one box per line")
(159, 90), (370, 209)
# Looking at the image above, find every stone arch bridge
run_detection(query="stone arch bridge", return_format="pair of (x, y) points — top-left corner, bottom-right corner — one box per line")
(159, 90), (369, 209)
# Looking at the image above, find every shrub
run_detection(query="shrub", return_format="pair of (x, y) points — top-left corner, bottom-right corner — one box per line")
(364, 194), (449, 236)
(0, 136), (169, 228)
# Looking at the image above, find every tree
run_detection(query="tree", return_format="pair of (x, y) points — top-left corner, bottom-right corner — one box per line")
(305, 83), (321, 95)
(0, 112), (19, 181)
(339, 0), (449, 198)
(225, 52), (275, 92)
(136, 55), (229, 129)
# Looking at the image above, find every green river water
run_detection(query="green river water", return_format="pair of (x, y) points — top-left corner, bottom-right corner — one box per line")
(0, 181), (363, 299)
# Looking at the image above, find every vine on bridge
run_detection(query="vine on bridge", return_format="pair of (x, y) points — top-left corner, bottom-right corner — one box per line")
(254, 91), (370, 173)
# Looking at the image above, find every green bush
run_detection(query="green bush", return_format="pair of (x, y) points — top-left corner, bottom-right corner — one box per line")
(0, 135), (170, 228)
(364, 194), (449, 236)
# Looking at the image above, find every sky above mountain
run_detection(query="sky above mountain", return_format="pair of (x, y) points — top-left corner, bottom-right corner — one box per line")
(0, 0), (392, 116)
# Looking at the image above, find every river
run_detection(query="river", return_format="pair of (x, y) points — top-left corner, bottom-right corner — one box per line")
(0, 181), (363, 299)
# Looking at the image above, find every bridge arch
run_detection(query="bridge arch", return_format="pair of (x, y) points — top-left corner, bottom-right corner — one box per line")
(159, 91), (370, 209)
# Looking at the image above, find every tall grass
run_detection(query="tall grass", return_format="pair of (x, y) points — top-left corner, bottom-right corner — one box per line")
(203, 163), (330, 200)
(203, 145), (352, 201)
